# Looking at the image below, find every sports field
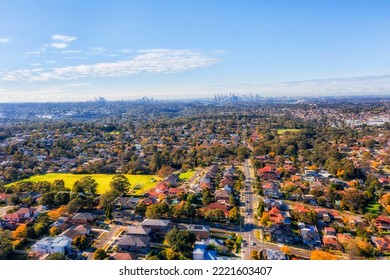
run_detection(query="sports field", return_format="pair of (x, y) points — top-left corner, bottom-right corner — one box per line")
(277, 129), (302, 135)
(8, 173), (159, 195)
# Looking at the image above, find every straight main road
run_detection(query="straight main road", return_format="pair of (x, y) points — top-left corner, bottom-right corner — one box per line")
(240, 159), (311, 260)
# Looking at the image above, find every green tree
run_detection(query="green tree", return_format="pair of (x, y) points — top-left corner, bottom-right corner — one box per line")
(99, 189), (120, 209)
(33, 222), (46, 237)
(201, 189), (213, 205)
(105, 204), (113, 220)
(0, 229), (12, 259)
(228, 207), (240, 223)
(165, 228), (196, 252)
(260, 212), (271, 227)
(54, 192), (70, 206)
(204, 209), (226, 222)
(110, 175), (131, 194)
(40, 192), (55, 206)
(145, 203), (169, 219)
(93, 248), (108, 260)
(157, 165), (175, 178)
(72, 235), (89, 250)
(73, 176), (98, 195)
(134, 202), (147, 216)
(52, 179), (68, 192)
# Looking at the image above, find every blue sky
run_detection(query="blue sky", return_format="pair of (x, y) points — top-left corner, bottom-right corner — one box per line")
(0, 0), (389, 102)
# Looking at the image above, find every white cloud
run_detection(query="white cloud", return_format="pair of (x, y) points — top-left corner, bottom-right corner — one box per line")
(51, 35), (76, 42)
(120, 49), (134, 54)
(25, 44), (49, 56)
(61, 50), (82, 54)
(0, 38), (10, 43)
(87, 47), (106, 55)
(1, 49), (217, 82)
(50, 42), (68, 49)
(50, 34), (77, 49)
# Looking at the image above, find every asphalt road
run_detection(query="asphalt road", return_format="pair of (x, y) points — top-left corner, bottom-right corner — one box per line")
(86, 224), (125, 259)
(240, 159), (311, 260)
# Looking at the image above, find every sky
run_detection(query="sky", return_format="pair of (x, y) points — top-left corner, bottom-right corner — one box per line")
(0, 0), (390, 102)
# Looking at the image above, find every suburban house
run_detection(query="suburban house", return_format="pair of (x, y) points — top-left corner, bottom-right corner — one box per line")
(115, 235), (150, 253)
(258, 166), (280, 180)
(298, 223), (321, 248)
(336, 233), (353, 245)
(60, 224), (90, 240)
(189, 184), (203, 195)
(259, 249), (288, 260)
(3, 207), (34, 223)
(269, 225), (295, 244)
(31, 236), (72, 255)
(109, 252), (137, 260)
(113, 197), (140, 210)
(322, 235), (341, 250)
(126, 226), (152, 238)
(70, 213), (95, 224)
(371, 236), (390, 252)
(140, 219), (171, 234)
(219, 178), (234, 188)
(202, 202), (229, 219)
(268, 207), (290, 225)
(214, 189), (231, 201)
(375, 216), (390, 230)
(0, 193), (11, 203)
(324, 227), (337, 236)
(3, 212), (22, 223)
(193, 240), (217, 260)
(262, 181), (280, 198)
(187, 224), (210, 240)
(16, 207), (34, 219)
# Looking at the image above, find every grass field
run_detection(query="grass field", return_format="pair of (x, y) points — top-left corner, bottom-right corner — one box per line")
(8, 173), (160, 195)
(365, 202), (382, 214)
(178, 170), (197, 181)
(277, 129), (302, 135)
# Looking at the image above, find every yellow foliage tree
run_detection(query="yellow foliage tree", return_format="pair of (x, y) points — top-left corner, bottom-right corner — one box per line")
(280, 245), (292, 256)
(47, 205), (67, 220)
(336, 168), (345, 177)
(379, 193), (390, 207)
(49, 226), (58, 237)
(250, 250), (259, 260)
(259, 212), (271, 227)
(371, 162), (380, 168)
(11, 224), (28, 239)
(308, 165), (318, 171)
(310, 250), (338, 260)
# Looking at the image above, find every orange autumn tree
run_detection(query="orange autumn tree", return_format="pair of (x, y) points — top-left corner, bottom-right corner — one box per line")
(11, 224), (28, 239)
(47, 205), (67, 220)
(280, 245), (292, 256)
(310, 250), (338, 260)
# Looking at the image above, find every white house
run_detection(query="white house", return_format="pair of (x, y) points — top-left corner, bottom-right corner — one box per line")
(31, 236), (72, 255)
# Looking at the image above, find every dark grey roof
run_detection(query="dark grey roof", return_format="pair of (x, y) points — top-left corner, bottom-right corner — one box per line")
(117, 236), (150, 247)
(141, 219), (171, 227)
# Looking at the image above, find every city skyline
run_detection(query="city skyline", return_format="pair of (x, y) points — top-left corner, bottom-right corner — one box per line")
(1, 1), (390, 102)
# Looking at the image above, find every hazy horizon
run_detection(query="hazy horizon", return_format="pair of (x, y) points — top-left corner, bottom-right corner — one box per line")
(1, 1), (390, 102)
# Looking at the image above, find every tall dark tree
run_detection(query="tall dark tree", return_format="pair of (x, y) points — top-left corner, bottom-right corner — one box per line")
(109, 175), (131, 194)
